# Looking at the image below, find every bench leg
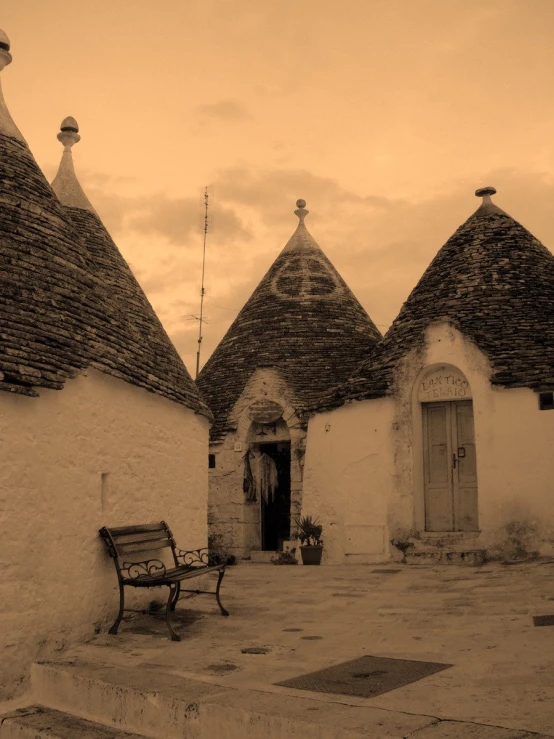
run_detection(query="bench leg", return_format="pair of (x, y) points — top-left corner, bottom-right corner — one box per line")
(170, 581), (181, 612)
(109, 581), (125, 635)
(166, 583), (181, 641)
(215, 569), (230, 617)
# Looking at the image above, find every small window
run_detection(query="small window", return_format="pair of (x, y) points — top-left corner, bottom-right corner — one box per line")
(208, 454), (216, 469)
(539, 392), (554, 411)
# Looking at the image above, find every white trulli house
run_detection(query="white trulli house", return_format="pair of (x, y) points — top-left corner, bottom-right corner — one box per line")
(0, 31), (211, 699)
(197, 200), (381, 561)
(302, 188), (554, 565)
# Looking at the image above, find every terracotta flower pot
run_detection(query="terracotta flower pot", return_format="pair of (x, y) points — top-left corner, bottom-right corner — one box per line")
(300, 545), (323, 565)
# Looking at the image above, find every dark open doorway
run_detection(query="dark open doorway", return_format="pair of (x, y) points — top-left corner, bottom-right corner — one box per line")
(258, 442), (291, 551)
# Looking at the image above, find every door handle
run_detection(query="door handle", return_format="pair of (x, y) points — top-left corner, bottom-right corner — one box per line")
(452, 453), (457, 469)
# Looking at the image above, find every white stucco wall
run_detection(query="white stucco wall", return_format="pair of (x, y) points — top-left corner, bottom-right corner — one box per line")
(208, 368), (306, 559)
(302, 399), (395, 564)
(0, 368), (209, 701)
(302, 322), (554, 563)
(474, 386), (554, 552)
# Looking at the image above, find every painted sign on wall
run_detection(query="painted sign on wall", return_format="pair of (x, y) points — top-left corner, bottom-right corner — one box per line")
(247, 399), (284, 424)
(418, 367), (472, 402)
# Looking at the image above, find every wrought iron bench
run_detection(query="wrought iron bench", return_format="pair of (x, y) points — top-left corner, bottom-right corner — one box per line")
(99, 521), (229, 641)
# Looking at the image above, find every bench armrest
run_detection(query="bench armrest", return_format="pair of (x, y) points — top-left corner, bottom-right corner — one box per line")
(121, 559), (167, 580)
(176, 547), (218, 567)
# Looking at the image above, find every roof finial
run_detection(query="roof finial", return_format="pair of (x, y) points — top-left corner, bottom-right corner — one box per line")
(0, 29), (12, 72)
(0, 29), (25, 142)
(475, 186), (497, 205)
(51, 116), (96, 213)
(58, 116), (81, 150)
(294, 199), (309, 223)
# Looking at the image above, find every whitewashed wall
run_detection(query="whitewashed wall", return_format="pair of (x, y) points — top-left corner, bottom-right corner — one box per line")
(302, 399), (395, 564)
(0, 368), (209, 701)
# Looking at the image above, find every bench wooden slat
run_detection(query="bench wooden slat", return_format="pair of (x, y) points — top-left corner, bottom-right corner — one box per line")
(114, 531), (172, 546)
(117, 540), (173, 555)
(109, 523), (167, 536)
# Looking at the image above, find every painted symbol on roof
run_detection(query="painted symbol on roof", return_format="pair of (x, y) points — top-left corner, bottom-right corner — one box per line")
(271, 255), (344, 301)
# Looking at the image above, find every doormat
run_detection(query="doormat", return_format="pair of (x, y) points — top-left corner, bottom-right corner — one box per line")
(371, 569), (402, 574)
(533, 614), (554, 626)
(275, 655), (453, 698)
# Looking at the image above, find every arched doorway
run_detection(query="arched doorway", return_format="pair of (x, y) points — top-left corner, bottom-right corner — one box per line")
(254, 441), (291, 550)
(418, 366), (478, 532)
(245, 409), (292, 552)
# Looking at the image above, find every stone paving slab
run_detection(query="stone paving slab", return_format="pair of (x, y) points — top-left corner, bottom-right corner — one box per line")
(33, 561), (554, 738)
(0, 705), (148, 739)
(410, 721), (549, 739)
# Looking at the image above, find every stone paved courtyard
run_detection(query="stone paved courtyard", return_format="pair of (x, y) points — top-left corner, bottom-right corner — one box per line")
(23, 558), (554, 738)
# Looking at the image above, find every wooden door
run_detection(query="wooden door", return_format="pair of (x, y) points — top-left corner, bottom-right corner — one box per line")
(423, 401), (478, 532)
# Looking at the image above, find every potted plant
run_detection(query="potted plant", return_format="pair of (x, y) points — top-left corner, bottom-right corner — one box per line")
(296, 515), (323, 565)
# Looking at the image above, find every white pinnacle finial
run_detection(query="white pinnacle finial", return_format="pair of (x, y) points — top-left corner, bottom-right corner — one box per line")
(475, 186), (497, 206)
(0, 30), (12, 72)
(294, 198), (309, 222)
(0, 30), (25, 141)
(51, 116), (96, 213)
(472, 185), (506, 217)
(58, 116), (81, 150)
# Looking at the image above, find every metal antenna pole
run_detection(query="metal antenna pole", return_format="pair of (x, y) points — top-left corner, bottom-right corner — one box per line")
(195, 187), (209, 379)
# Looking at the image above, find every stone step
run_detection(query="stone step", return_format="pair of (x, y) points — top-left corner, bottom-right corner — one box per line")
(29, 659), (435, 739)
(412, 534), (481, 549)
(249, 550), (276, 563)
(415, 537), (481, 546)
(0, 705), (147, 739)
(31, 661), (213, 739)
(405, 549), (486, 566)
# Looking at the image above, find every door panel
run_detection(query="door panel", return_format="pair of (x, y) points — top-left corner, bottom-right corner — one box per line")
(423, 400), (479, 532)
(428, 406), (449, 484)
(453, 401), (479, 531)
(423, 404), (453, 531)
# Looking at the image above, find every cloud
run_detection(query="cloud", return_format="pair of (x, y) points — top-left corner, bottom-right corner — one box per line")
(213, 166), (400, 229)
(194, 99), (253, 123)
(128, 196), (252, 247)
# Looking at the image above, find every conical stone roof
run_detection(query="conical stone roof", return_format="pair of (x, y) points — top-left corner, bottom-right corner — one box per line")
(319, 187), (554, 411)
(48, 117), (212, 417)
(197, 200), (382, 441)
(0, 33), (211, 417)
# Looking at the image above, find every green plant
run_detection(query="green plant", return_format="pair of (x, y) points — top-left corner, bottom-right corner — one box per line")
(208, 532), (237, 566)
(271, 547), (298, 565)
(390, 528), (419, 562)
(498, 519), (540, 561)
(296, 515), (323, 547)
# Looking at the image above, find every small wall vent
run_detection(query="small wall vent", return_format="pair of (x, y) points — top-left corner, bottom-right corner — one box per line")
(539, 391), (554, 411)
(209, 454), (216, 469)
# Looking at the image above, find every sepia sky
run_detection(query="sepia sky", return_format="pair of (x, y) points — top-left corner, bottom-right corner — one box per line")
(3, 0), (554, 375)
